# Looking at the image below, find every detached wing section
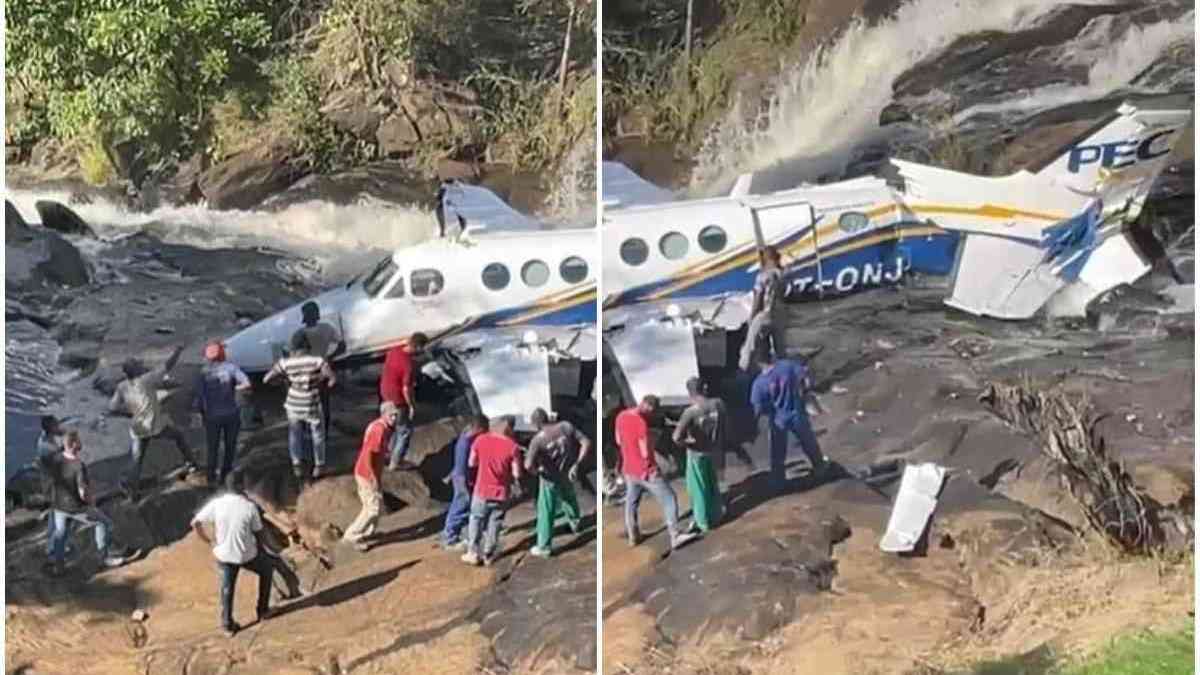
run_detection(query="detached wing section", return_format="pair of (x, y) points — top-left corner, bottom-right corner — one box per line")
(439, 181), (542, 234)
(438, 324), (595, 430)
(601, 162), (676, 208)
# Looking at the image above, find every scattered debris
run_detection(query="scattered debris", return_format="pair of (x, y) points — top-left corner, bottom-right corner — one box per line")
(831, 385), (849, 395)
(131, 609), (149, 622)
(154, 326), (175, 334)
(875, 338), (897, 350)
(880, 463), (947, 554)
(980, 382), (1193, 555)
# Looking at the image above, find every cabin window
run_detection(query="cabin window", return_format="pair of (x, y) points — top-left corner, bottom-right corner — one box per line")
(620, 238), (649, 266)
(482, 262), (510, 291)
(698, 225), (727, 253)
(362, 257), (398, 297)
(411, 269), (444, 297)
(839, 211), (870, 233)
(522, 260), (551, 287)
(659, 231), (689, 259)
(384, 275), (405, 298)
(559, 256), (588, 283)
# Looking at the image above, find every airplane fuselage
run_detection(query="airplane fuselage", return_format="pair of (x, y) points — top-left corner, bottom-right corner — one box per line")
(225, 228), (597, 373)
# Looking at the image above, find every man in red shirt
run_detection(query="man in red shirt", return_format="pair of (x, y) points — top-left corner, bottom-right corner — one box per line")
(342, 402), (399, 552)
(461, 415), (523, 566)
(380, 332), (429, 471)
(616, 395), (696, 549)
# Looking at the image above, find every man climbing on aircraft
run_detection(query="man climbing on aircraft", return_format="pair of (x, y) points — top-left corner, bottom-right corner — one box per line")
(738, 246), (786, 371)
(292, 302), (345, 434)
(526, 408), (590, 558)
(750, 349), (828, 492)
(380, 332), (430, 471)
(671, 377), (726, 533)
(616, 395), (698, 549)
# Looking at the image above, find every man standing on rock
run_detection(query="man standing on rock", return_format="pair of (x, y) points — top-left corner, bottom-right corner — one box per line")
(292, 302), (345, 434)
(526, 408), (590, 558)
(342, 402), (400, 552)
(264, 333), (337, 481)
(193, 341), (252, 489)
(615, 396), (697, 549)
(441, 414), (489, 550)
(461, 415), (523, 566)
(738, 246), (787, 371)
(37, 415), (67, 557)
(379, 332), (429, 471)
(109, 345), (197, 501)
(191, 472), (277, 637)
(750, 349), (828, 492)
(672, 377), (727, 534)
(42, 431), (136, 576)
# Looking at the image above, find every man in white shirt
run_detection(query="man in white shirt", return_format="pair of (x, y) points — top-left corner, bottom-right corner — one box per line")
(190, 473), (277, 636)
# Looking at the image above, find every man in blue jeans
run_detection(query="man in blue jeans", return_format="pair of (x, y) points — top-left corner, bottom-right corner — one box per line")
(191, 472), (277, 637)
(750, 349), (828, 491)
(264, 333), (337, 481)
(380, 333), (429, 471)
(42, 431), (135, 576)
(193, 341), (252, 488)
(441, 414), (488, 549)
(615, 396), (697, 549)
(461, 415), (523, 566)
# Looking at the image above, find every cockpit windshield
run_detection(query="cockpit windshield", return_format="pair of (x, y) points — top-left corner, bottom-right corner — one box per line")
(361, 256), (399, 297)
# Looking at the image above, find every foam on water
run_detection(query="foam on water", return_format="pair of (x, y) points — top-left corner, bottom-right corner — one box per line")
(689, 0), (1169, 194)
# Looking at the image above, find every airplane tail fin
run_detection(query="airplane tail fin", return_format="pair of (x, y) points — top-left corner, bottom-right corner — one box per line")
(1032, 99), (1192, 208)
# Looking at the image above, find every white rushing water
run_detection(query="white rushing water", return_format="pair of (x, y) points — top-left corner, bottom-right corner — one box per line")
(950, 10), (1195, 122)
(689, 0), (1189, 194)
(5, 189), (436, 262)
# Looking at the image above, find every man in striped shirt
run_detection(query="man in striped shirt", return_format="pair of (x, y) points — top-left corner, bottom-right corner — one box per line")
(264, 333), (337, 481)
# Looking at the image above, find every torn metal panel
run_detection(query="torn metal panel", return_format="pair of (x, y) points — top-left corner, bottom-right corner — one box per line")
(459, 344), (552, 431)
(879, 463), (947, 554)
(606, 319), (700, 407)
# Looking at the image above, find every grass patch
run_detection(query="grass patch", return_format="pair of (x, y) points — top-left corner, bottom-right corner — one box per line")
(962, 625), (1195, 675)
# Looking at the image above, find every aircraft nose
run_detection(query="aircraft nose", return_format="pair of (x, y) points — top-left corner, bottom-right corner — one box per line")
(224, 321), (280, 374)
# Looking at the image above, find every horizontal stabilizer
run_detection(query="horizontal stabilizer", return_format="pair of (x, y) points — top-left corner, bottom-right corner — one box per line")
(601, 162), (676, 208)
(439, 181), (542, 235)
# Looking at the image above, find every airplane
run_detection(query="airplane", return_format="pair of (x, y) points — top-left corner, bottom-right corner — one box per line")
(601, 96), (1193, 406)
(224, 181), (597, 429)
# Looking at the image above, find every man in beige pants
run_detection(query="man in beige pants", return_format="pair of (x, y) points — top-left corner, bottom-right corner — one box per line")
(343, 402), (399, 551)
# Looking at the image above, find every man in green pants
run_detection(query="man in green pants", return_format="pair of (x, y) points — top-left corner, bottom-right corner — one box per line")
(525, 408), (591, 558)
(672, 377), (727, 533)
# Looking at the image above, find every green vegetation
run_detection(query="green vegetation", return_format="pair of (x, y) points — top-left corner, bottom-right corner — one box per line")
(603, 0), (810, 153)
(962, 625), (1195, 675)
(7, 0), (595, 185)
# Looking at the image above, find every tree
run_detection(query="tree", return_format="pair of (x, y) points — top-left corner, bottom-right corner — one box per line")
(6, 0), (272, 175)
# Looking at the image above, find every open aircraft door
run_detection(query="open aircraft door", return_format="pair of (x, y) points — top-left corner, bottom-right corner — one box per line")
(747, 199), (820, 293)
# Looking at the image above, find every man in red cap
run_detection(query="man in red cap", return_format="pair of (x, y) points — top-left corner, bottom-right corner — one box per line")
(193, 341), (252, 488)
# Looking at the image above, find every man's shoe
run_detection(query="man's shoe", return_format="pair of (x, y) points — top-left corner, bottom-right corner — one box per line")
(102, 555), (130, 569)
(222, 622), (240, 637)
(311, 465), (326, 480)
(627, 532), (641, 548)
(671, 531), (700, 549)
(257, 608), (276, 623)
(460, 551), (481, 566)
(354, 541), (372, 553)
(568, 520), (582, 535)
(529, 545), (552, 559)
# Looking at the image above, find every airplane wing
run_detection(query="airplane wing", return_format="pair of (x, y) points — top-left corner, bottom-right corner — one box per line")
(436, 324), (596, 430)
(439, 181), (544, 235)
(600, 162), (676, 208)
(603, 296), (749, 406)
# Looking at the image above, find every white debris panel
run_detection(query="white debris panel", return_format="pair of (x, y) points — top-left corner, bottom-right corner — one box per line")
(879, 463), (948, 554)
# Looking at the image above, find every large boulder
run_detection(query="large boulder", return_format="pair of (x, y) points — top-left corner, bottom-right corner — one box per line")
(6, 224), (92, 290)
(375, 85), (478, 157)
(198, 144), (304, 210)
(321, 87), (389, 139)
(6, 200), (35, 244)
(35, 200), (97, 238)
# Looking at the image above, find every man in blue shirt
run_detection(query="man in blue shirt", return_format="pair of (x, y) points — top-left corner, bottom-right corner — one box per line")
(749, 349), (828, 491)
(193, 341), (252, 488)
(441, 414), (489, 548)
